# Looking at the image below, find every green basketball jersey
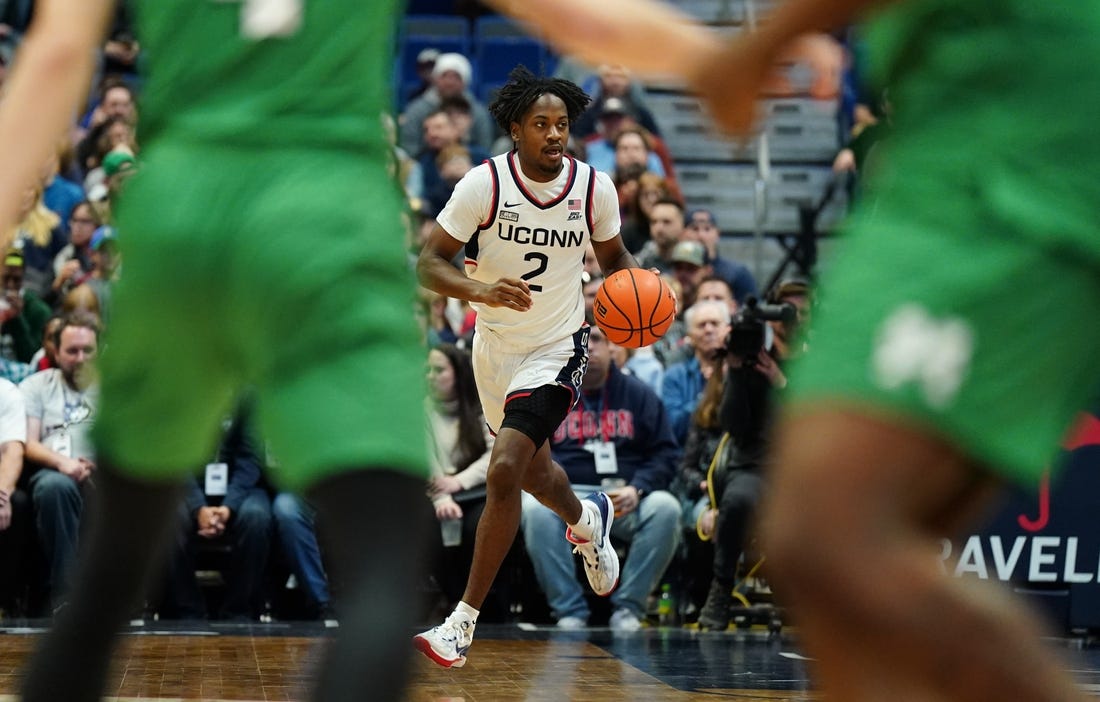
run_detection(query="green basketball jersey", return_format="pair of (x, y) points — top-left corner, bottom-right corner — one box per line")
(860, 0), (1100, 264)
(132, 0), (402, 150)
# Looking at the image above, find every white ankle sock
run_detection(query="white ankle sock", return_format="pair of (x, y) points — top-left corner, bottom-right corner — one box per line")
(455, 601), (479, 622)
(569, 501), (596, 542)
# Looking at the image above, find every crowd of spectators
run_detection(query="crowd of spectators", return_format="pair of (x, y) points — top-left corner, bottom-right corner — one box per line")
(0, 7), (840, 630)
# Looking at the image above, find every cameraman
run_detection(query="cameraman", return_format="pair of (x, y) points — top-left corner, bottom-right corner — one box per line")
(687, 278), (809, 630)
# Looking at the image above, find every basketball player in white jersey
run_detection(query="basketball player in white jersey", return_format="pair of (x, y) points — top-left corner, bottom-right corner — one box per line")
(414, 66), (642, 667)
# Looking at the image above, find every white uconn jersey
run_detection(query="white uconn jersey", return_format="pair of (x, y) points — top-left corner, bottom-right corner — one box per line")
(437, 151), (620, 348)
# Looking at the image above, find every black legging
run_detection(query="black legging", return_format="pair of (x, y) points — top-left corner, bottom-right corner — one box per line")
(712, 468), (764, 585)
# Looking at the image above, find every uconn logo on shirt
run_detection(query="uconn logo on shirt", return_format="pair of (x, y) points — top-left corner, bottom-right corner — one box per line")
(495, 223), (586, 247)
(553, 409), (635, 443)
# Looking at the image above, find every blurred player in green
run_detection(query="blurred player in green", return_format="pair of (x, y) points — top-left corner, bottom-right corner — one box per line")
(486, 0), (1098, 699)
(4, 2), (431, 701)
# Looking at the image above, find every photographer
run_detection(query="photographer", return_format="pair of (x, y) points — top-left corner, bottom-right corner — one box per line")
(679, 278), (809, 630)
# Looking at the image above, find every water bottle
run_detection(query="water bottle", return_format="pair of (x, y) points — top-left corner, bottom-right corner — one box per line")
(657, 583), (675, 626)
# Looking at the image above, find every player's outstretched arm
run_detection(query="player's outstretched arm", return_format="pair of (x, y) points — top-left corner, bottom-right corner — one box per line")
(487, 0), (893, 137)
(483, 0), (724, 81)
(693, 0), (892, 135)
(0, 0), (115, 251)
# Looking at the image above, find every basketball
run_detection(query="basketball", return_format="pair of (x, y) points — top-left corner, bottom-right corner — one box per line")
(593, 268), (676, 349)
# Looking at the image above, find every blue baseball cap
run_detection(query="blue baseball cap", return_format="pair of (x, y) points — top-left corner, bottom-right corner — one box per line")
(91, 226), (118, 250)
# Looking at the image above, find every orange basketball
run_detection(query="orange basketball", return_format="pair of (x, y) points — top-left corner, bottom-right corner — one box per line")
(593, 268), (676, 349)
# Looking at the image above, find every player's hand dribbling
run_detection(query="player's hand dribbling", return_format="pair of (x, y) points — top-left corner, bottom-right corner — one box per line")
(649, 267), (677, 306)
(480, 277), (532, 311)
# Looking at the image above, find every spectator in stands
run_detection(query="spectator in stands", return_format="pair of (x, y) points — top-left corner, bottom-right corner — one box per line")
(636, 197), (686, 273)
(571, 64), (662, 141)
(101, 114), (138, 155)
(407, 48), (440, 105)
(101, 4), (140, 80)
(50, 200), (100, 307)
(621, 342), (665, 395)
(271, 489), (333, 621)
(29, 315), (62, 372)
(613, 162), (644, 217)
(617, 127), (679, 203)
(613, 127), (665, 180)
(618, 170), (671, 255)
(101, 150), (137, 196)
(59, 284), (101, 321)
(552, 56), (650, 109)
(160, 401), (272, 621)
(418, 288), (459, 348)
(85, 225), (120, 319)
(661, 300), (731, 445)
(684, 209), (758, 305)
(418, 110), (489, 213)
(521, 323), (681, 631)
(669, 240), (709, 310)
(399, 52), (495, 157)
(383, 111), (422, 207)
(9, 186), (67, 300)
(428, 144), (475, 215)
(0, 376), (29, 615)
(425, 343), (493, 614)
(0, 247), (51, 364)
(440, 95), (480, 149)
(647, 271), (688, 365)
(20, 311), (100, 611)
(673, 352), (727, 621)
(79, 117), (136, 202)
(84, 78), (137, 132)
(832, 87), (892, 208)
(695, 276), (739, 318)
(687, 279), (808, 631)
(766, 277), (812, 359)
(584, 100), (665, 177)
(42, 146), (84, 226)
(76, 80), (137, 176)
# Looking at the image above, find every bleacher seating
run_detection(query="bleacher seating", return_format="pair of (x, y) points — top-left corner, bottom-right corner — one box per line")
(647, 94), (841, 164)
(473, 15), (555, 103)
(396, 15), (471, 108)
(676, 162), (847, 234)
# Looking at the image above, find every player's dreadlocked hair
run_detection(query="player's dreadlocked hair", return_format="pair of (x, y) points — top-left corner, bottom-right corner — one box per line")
(488, 65), (591, 133)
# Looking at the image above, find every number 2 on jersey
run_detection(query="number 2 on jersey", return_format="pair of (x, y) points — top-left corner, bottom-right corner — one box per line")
(218, 0), (303, 39)
(522, 252), (548, 293)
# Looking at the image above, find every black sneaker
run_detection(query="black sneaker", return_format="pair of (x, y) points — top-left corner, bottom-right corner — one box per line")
(697, 579), (734, 632)
(319, 603), (339, 628)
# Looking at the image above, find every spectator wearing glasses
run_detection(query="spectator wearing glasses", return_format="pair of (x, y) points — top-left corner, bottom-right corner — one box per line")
(50, 200), (101, 307)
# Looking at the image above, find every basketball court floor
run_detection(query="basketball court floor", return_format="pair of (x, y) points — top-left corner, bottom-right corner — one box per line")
(0, 618), (1097, 700)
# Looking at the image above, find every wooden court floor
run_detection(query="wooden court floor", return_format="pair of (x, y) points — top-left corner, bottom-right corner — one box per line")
(0, 620), (1096, 701)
